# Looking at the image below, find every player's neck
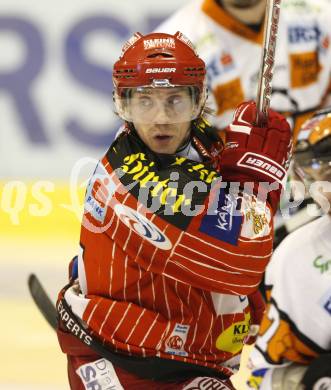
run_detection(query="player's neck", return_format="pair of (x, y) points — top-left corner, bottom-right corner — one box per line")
(218, 0), (266, 25)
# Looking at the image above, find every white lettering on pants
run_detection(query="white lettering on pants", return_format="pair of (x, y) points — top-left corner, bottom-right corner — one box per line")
(76, 358), (124, 390)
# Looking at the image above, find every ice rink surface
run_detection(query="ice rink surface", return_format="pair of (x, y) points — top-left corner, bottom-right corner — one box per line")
(0, 184), (80, 389)
(0, 239), (70, 390)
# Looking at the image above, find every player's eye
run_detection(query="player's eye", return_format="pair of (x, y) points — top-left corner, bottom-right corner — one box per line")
(138, 96), (153, 109)
(167, 95), (183, 107)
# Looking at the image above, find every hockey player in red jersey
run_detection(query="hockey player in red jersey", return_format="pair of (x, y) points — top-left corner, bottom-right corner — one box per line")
(56, 31), (292, 389)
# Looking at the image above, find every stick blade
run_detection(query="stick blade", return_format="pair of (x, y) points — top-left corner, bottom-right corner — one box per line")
(28, 273), (58, 330)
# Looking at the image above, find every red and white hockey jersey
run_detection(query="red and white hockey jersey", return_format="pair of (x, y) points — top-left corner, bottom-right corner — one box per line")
(157, 0), (331, 139)
(65, 122), (274, 376)
(248, 214), (331, 389)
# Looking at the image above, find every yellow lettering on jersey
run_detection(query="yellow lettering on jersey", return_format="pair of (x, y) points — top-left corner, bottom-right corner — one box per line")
(123, 152), (147, 165)
(150, 179), (170, 196)
(159, 187), (176, 205)
(188, 164), (218, 183)
(171, 157), (187, 166)
(172, 194), (191, 213)
(121, 153), (216, 212)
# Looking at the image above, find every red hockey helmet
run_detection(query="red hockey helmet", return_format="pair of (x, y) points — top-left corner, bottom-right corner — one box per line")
(113, 31), (207, 124)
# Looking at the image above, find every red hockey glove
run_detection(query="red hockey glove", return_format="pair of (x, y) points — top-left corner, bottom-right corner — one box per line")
(219, 101), (292, 212)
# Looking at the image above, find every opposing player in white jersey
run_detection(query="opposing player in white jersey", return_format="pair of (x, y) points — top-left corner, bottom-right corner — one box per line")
(157, 0), (331, 141)
(247, 109), (331, 389)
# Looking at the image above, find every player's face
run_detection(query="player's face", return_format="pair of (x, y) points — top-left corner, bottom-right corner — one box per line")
(131, 87), (193, 154)
(133, 119), (191, 155)
(222, 0), (264, 7)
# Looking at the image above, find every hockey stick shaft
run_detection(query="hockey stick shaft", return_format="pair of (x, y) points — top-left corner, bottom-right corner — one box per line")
(256, 0), (282, 127)
(28, 273), (58, 330)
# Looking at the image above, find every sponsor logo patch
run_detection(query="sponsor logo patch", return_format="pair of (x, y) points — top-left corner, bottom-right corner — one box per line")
(122, 32), (142, 54)
(143, 38), (175, 50)
(199, 189), (242, 245)
(237, 152), (285, 184)
(85, 163), (117, 223)
(145, 67), (176, 73)
(177, 32), (197, 54)
(57, 300), (92, 346)
(165, 323), (190, 357)
(215, 311), (251, 354)
(76, 358), (124, 390)
(113, 204), (172, 250)
(289, 25), (321, 44)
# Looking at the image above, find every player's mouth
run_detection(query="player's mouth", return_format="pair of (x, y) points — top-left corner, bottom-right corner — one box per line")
(154, 134), (173, 142)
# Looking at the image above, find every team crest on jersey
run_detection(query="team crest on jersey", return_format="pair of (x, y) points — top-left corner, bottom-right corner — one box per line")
(165, 323), (190, 357)
(113, 204), (172, 250)
(241, 195), (271, 238)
